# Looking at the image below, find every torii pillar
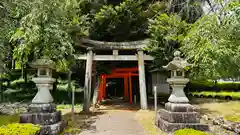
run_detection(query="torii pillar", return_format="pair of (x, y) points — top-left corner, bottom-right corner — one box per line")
(83, 47), (93, 112)
(137, 49), (148, 109)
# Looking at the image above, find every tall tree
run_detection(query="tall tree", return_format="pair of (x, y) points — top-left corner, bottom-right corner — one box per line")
(181, 1), (240, 80)
(10, 0), (89, 64)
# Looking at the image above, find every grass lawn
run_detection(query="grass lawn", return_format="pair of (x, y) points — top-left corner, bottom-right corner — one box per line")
(194, 100), (240, 122)
(195, 100), (240, 115)
(135, 110), (167, 135)
(0, 115), (19, 126)
(134, 100), (240, 135)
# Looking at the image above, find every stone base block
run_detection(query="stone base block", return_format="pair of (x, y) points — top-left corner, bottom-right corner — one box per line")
(158, 109), (200, 123)
(39, 121), (66, 135)
(165, 102), (194, 112)
(28, 103), (56, 113)
(157, 117), (209, 132)
(20, 111), (61, 125)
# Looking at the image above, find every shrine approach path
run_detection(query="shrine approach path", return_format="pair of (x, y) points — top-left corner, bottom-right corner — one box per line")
(79, 103), (148, 135)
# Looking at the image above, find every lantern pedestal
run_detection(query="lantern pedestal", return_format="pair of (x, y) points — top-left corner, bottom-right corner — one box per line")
(156, 51), (209, 132)
(156, 102), (209, 132)
(19, 59), (65, 135)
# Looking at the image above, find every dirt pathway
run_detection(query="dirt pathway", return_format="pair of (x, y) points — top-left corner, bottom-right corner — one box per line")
(79, 111), (148, 135)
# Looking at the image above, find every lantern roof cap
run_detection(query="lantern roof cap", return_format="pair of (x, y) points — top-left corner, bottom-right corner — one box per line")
(163, 51), (192, 71)
(30, 59), (55, 69)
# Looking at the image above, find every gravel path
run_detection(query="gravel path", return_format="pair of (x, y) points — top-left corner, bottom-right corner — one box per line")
(79, 111), (148, 135)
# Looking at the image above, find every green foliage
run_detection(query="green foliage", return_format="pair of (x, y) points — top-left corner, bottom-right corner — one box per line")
(215, 82), (240, 90)
(57, 78), (83, 92)
(189, 81), (240, 91)
(168, 0), (204, 23)
(0, 123), (40, 135)
(181, 1), (240, 80)
(52, 90), (84, 104)
(174, 128), (209, 135)
(9, 0), (89, 68)
(0, 0), (37, 73)
(191, 91), (240, 100)
(89, 0), (148, 41)
(0, 115), (19, 126)
(147, 13), (188, 69)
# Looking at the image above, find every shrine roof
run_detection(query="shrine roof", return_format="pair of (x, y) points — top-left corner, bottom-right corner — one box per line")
(77, 38), (149, 50)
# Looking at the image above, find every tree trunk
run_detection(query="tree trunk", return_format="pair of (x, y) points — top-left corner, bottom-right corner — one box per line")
(0, 76), (2, 102)
(68, 71), (72, 99)
(24, 67), (27, 83)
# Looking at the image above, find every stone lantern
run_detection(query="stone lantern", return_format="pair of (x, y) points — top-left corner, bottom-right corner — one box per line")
(156, 51), (209, 132)
(20, 59), (65, 135)
(163, 50), (191, 103)
(30, 59), (55, 103)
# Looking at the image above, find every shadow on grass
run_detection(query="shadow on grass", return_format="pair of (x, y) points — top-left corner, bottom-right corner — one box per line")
(189, 98), (228, 105)
(62, 111), (105, 134)
(197, 108), (219, 116)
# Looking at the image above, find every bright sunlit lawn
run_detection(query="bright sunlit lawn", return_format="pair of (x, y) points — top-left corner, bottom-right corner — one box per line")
(135, 110), (167, 135)
(134, 99), (240, 135)
(194, 99), (240, 122)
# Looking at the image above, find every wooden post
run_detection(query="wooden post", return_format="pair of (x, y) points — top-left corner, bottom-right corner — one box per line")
(98, 75), (103, 103)
(103, 76), (107, 99)
(129, 73), (132, 104)
(124, 76), (128, 100)
(83, 47), (93, 112)
(68, 70), (72, 99)
(70, 71), (74, 122)
(137, 49), (148, 109)
(154, 86), (157, 116)
(134, 95), (137, 104)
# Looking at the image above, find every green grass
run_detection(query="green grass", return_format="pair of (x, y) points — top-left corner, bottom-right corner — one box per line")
(174, 128), (209, 135)
(224, 115), (240, 122)
(0, 115), (19, 126)
(57, 104), (82, 111)
(135, 110), (167, 135)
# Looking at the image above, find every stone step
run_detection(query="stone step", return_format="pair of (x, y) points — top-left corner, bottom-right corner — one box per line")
(158, 109), (200, 123)
(39, 121), (66, 135)
(156, 117), (209, 132)
(20, 111), (61, 125)
(165, 102), (194, 112)
(28, 103), (57, 113)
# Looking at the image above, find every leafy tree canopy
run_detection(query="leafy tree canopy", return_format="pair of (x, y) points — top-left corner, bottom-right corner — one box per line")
(147, 14), (189, 70)
(89, 0), (149, 41)
(181, 1), (240, 80)
(8, 0), (89, 72)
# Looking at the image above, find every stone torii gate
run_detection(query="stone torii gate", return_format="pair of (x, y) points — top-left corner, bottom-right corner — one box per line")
(77, 38), (153, 111)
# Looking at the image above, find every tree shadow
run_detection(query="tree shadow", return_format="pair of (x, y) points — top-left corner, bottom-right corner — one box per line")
(196, 108), (219, 116)
(189, 98), (228, 105)
(99, 99), (141, 111)
(62, 111), (105, 134)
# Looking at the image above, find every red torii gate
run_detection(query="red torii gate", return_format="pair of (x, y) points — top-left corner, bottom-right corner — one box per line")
(98, 67), (139, 104)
